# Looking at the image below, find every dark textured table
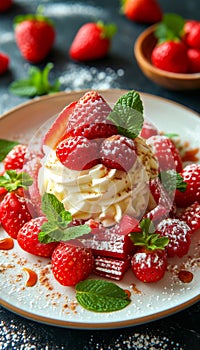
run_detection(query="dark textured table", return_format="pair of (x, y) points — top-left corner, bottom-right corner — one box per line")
(0, 1), (200, 349)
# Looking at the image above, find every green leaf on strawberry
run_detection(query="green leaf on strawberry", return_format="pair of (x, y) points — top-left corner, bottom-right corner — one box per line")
(0, 139), (19, 161)
(38, 192), (91, 243)
(75, 279), (131, 312)
(155, 13), (185, 43)
(130, 218), (169, 250)
(0, 170), (33, 191)
(97, 21), (117, 39)
(9, 63), (60, 97)
(159, 170), (187, 193)
(107, 90), (144, 139)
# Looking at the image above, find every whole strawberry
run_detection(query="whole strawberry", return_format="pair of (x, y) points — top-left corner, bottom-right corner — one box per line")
(0, 170), (34, 238)
(0, 191), (32, 239)
(0, 52), (10, 75)
(187, 48), (200, 73)
(56, 136), (99, 170)
(69, 21), (117, 61)
(66, 91), (117, 139)
(175, 163), (200, 207)
(130, 218), (168, 283)
(147, 135), (183, 173)
(52, 242), (94, 286)
(100, 134), (137, 172)
(177, 201), (200, 234)
(184, 20), (200, 50)
(157, 218), (191, 258)
(0, 0), (12, 12)
(3, 144), (27, 171)
(14, 13), (55, 63)
(17, 216), (58, 257)
(121, 0), (162, 24)
(151, 41), (189, 73)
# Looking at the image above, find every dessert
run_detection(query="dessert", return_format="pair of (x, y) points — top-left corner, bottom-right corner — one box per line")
(0, 90), (199, 312)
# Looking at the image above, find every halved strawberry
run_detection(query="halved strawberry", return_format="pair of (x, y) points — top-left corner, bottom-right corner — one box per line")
(17, 216), (58, 257)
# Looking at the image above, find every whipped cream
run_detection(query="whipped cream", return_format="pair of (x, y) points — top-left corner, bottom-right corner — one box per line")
(38, 137), (158, 227)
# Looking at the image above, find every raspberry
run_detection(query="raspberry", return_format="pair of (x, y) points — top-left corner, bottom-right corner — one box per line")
(100, 135), (137, 172)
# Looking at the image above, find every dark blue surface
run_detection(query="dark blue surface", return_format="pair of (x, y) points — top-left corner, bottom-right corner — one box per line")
(0, 1), (200, 349)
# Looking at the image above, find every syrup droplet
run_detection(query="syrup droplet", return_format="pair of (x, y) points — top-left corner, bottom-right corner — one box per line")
(23, 267), (38, 287)
(0, 237), (14, 250)
(178, 270), (193, 283)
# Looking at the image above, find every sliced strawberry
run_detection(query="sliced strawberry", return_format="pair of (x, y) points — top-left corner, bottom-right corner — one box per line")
(157, 218), (191, 258)
(131, 248), (167, 283)
(66, 91), (114, 139)
(93, 255), (131, 280)
(3, 144), (27, 171)
(176, 201), (200, 234)
(51, 242), (94, 286)
(43, 101), (77, 148)
(0, 191), (32, 239)
(17, 216), (58, 257)
(100, 134), (137, 172)
(175, 163), (200, 207)
(56, 136), (99, 170)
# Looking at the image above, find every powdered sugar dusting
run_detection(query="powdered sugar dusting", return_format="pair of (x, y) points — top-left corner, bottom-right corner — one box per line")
(60, 64), (124, 91)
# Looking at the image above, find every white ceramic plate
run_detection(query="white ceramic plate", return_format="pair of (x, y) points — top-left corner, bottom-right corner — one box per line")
(0, 90), (200, 329)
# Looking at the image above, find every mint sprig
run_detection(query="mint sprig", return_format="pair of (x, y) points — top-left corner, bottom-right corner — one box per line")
(0, 139), (19, 162)
(0, 170), (33, 191)
(107, 90), (144, 139)
(155, 13), (185, 43)
(75, 279), (131, 312)
(9, 63), (60, 98)
(38, 193), (91, 243)
(130, 218), (169, 251)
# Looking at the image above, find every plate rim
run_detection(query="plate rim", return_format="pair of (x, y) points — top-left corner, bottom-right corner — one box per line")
(1, 295), (200, 329)
(0, 89), (200, 121)
(0, 88), (200, 329)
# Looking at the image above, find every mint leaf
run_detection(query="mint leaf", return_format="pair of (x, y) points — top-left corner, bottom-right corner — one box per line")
(9, 63), (60, 98)
(0, 139), (19, 161)
(41, 192), (68, 221)
(0, 170), (33, 191)
(38, 193), (91, 243)
(155, 13), (185, 43)
(107, 90), (144, 139)
(75, 279), (131, 312)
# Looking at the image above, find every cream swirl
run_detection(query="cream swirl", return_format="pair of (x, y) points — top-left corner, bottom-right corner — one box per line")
(38, 138), (158, 227)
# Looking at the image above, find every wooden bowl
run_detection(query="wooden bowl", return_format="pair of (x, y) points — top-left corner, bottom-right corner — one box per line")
(134, 24), (200, 90)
